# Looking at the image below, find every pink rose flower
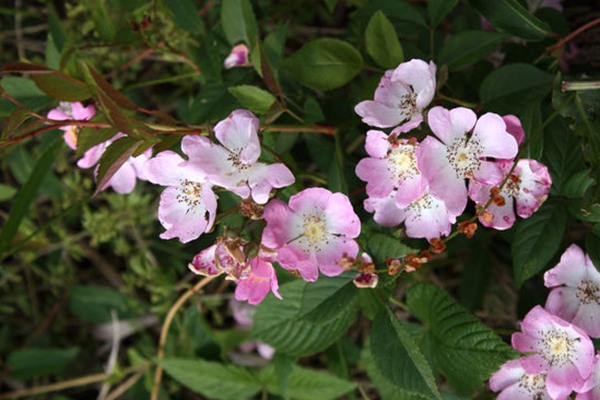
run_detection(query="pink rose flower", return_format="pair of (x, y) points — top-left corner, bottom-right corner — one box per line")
(262, 187), (361, 282)
(489, 358), (554, 400)
(224, 44), (251, 69)
(354, 59), (436, 133)
(544, 244), (600, 338)
(47, 101), (96, 150)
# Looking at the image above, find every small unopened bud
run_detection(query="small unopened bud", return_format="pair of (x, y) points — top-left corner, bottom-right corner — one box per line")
(404, 253), (422, 272)
(458, 221), (478, 239)
(428, 238), (446, 255)
(338, 255), (355, 271)
(353, 273), (379, 288)
(387, 258), (402, 275)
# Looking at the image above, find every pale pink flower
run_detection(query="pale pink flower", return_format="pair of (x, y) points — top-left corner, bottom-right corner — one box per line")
(47, 101), (96, 150)
(364, 189), (457, 240)
(469, 159), (551, 230)
(512, 306), (595, 399)
(544, 244), (600, 338)
(355, 131), (426, 207)
(224, 44), (251, 69)
(577, 354), (600, 400)
(234, 257), (281, 305)
(262, 188), (361, 282)
(503, 114), (525, 146)
(145, 150), (217, 243)
(355, 59), (436, 133)
(417, 106), (519, 215)
(489, 358), (554, 400)
(184, 110), (294, 204)
(189, 242), (241, 277)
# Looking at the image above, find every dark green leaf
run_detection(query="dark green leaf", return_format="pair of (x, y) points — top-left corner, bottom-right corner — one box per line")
(370, 308), (441, 399)
(479, 63), (553, 114)
(228, 85), (276, 115)
(68, 285), (136, 324)
(365, 11), (404, 69)
(221, 0), (258, 47)
(252, 276), (359, 356)
(94, 136), (143, 196)
(585, 233), (600, 270)
(282, 39), (363, 91)
(0, 183), (17, 201)
(89, 0), (116, 41)
(0, 77), (51, 112)
(512, 199), (567, 287)
(562, 169), (596, 198)
(165, 0), (204, 34)
(408, 283), (515, 394)
(8, 347), (79, 379)
(0, 138), (62, 257)
(367, 234), (415, 264)
(160, 358), (261, 400)
(428, 0), (459, 27)
(543, 118), (585, 194)
(437, 31), (508, 71)
(1, 108), (33, 139)
(459, 240), (491, 311)
(259, 364), (356, 400)
(75, 126), (119, 158)
(468, 0), (550, 40)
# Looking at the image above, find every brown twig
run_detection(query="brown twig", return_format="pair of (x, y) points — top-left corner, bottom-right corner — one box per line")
(150, 275), (218, 400)
(0, 121), (112, 147)
(262, 124), (337, 136)
(537, 17), (600, 62)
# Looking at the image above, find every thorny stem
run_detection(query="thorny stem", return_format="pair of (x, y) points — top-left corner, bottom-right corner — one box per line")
(150, 275), (218, 400)
(0, 365), (148, 400)
(536, 16), (600, 63)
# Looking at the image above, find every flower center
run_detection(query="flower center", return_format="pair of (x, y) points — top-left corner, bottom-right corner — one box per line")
(227, 151), (250, 172)
(538, 329), (577, 367)
(518, 373), (546, 397)
(397, 90), (417, 116)
(303, 214), (327, 245)
(576, 279), (600, 304)
(177, 180), (203, 211)
(445, 138), (483, 179)
(66, 126), (79, 146)
(387, 145), (419, 181)
(405, 193), (439, 223)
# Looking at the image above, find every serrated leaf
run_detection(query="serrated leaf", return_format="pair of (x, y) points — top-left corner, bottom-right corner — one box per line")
(252, 276), (359, 356)
(428, 0), (459, 27)
(562, 169), (596, 198)
(370, 308), (441, 399)
(367, 234), (414, 263)
(259, 364), (356, 400)
(94, 136), (143, 196)
(468, 0), (550, 40)
(160, 358), (261, 400)
(8, 347), (79, 379)
(365, 11), (404, 69)
(282, 38), (363, 91)
(221, 0), (258, 47)
(512, 199), (567, 287)
(479, 63), (553, 114)
(228, 85), (276, 115)
(437, 30), (508, 71)
(543, 118), (585, 194)
(407, 283), (515, 394)
(0, 138), (62, 258)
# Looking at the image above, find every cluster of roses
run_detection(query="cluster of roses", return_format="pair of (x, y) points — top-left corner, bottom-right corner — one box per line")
(49, 58), (554, 307)
(490, 244), (600, 400)
(49, 103), (367, 304)
(354, 59), (552, 240)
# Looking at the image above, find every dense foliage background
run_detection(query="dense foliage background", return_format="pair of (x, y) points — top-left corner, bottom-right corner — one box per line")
(1, 0), (599, 399)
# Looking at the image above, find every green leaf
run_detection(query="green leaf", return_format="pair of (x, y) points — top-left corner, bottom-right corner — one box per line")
(0, 183), (17, 201)
(428, 0), (458, 27)
(0, 138), (62, 257)
(437, 31), (508, 71)
(221, 0), (258, 46)
(459, 240), (491, 311)
(160, 358), (261, 400)
(365, 11), (404, 69)
(94, 136), (143, 196)
(228, 85), (276, 115)
(407, 283), (515, 394)
(75, 126), (119, 158)
(68, 285), (136, 324)
(1, 108), (33, 139)
(165, 0), (204, 34)
(467, 0), (550, 40)
(252, 276), (359, 356)
(512, 199), (567, 287)
(585, 233), (600, 269)
(367, 234), (414, 264)
(8, 347), (79, 379)
(259, 364), (356, 400)
(89, 0), (116, 41)
(543, 118), (585, 194)
(370, 308), (441, 399)
(562, 169), (596, 198)
(479, 63), (553, 114)
(282, 38), (363, 91)
(0, 77), (51, 112)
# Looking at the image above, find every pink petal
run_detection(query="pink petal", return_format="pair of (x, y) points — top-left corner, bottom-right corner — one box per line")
(364, 130), (390, 158)
(544, 244), (590, 288)
(325, 192), (361, 238)
(427, 106), (477, 146)
(316, 236), (358, 276)
(395, 174), (427, 208)
(144, 151), (186, 186)
(364, 193), (404, 227)
(392, 59), (436, 109)
(262, 199), (297, 249)
(354, 100), (406, 128)
(214, 109), (261, 164)
(502, 114), (525, 145)
(472, 112), (518, 160)
(355, 158), (395, 198)
(104, 162), (137, 194)
(545, 287), (580, 322)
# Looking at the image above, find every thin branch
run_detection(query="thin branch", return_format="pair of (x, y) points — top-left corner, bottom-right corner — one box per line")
(150, 275), (219, 400)
(262, 124), (337, 136)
